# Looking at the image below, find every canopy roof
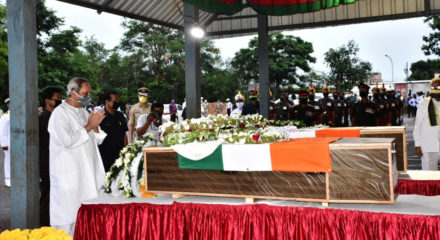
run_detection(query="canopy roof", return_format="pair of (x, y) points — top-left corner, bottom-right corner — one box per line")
(59, 0), (440, 38)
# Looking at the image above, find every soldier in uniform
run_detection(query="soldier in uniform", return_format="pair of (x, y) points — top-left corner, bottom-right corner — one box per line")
(319, 83), (334, 127)
(344, 91), (355, 126)
(375, 84), (390, 126)
(128, 87), (152, 143)
(275, 92), (290, 120)
(307, 82), (322, 125)
(333, 91), (346, 127)
(290, 91), (315, 127)
(386, 90), (401, 126)
(351, 83), (378, 126)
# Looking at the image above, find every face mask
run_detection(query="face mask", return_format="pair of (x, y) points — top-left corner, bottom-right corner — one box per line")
(236, 102), (244, 109)
(74, 91), (91, 108)
(333, 95), (339, 99)
(139, 96), (147, 104)
(112, 101), (120, 110)
(280, 97), (286, 102)
(54, 99), (62, 108)
(360, 92), (368, 98)
(300, 99), (308, 105)
(171, 100), (174, 103)
(249, 96), (257, 102)
(373, 94), (379, 99)
(308, 95), (314, 101)
(323, 93), (329, 98)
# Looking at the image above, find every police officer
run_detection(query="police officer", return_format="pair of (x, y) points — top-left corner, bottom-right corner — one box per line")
(128, 87), (151, 143)
(276, 93), (290, 120)
(351, 83), (378, 126)
(290, 91), (315, 127)
(333, 91), (345, 127)
(319, 84), (334, 126)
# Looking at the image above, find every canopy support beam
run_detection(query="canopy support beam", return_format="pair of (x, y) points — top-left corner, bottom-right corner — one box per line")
(184, 2), (201, 119)
(7, 0), (40, 228)
(258, 14), (270, 118)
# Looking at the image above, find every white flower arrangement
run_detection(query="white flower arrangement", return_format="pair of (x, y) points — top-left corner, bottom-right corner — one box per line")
(103, 134), (155, 197)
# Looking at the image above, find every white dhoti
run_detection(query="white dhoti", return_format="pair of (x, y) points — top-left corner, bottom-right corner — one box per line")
(3, 149), (9, 186)
(421, 152), (440, 170)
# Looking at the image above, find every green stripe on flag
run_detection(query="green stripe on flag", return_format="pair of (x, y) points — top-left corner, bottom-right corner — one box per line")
(184, 0), (243, 16)
(178, 145), (224, 170)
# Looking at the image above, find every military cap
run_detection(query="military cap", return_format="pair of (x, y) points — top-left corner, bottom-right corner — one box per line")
(431, 77), (440, 85)
(298, 90), (310, 99)
(358, 83), (370, 92)
(137, 87), (150, 96)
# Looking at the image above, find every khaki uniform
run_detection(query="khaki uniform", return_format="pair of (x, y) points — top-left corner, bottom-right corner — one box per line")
(128, 103), (152, 128)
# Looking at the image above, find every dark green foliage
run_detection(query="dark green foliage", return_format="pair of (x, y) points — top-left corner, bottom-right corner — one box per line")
(231, 32), (316, 98)
(324, 40), (372, 92)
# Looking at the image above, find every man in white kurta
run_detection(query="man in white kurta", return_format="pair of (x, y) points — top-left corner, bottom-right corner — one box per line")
(414, 77), (440, 170)
(48, 78), (106, 236)
(0, 106), (10, 187)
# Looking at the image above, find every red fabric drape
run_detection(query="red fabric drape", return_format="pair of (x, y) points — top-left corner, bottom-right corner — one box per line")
(74, 202), (440, 240)
(396, 179), (440, 196)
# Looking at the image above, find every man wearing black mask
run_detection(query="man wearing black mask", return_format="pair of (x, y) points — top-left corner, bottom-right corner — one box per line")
(99, 91), (128, 172)
(351, 83), (378, 126)
(319, 84), (334, 127)
(39, 87), (62, 226)
(290, 91), (315, 126)
(275, 93), (290, 120)
(333, 91), (345, 127)
(242, 90), (260, 115)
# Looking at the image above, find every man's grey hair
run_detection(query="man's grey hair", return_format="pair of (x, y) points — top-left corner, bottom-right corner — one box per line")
(67, 77), (89, 96)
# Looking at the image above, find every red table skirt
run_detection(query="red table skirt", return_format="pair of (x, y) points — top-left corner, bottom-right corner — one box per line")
(396, 179), (440, 196)
(74, 201), (440, 240)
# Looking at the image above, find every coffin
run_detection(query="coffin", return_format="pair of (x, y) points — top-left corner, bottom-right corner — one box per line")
(360, 126), (407, 173)
(144, 138), (397, 204)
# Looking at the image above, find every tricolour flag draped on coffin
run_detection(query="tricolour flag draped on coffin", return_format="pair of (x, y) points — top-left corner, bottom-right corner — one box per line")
(184, 0), (358, 16)
(175, 137), (340, 173)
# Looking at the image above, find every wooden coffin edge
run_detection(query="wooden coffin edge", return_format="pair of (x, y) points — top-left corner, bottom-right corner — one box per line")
(360, 127), (407, 173)
(143, 142), (397, 205)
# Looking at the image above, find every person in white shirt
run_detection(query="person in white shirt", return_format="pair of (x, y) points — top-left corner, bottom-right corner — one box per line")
(48, 77), (107, 236)
(226, 98), (233, 116)
(0, 98), (10, 187)
(136, 102), (167, 141)
(413, 77), (440, 170)
(230, 97), (245, 118)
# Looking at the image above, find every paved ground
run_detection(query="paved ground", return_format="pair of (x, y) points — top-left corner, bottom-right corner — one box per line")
(0, 117), (425, 231)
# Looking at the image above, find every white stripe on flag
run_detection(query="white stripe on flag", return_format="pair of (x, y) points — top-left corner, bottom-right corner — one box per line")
(288, 129), (316, 139)
(222, 144), (272, 171)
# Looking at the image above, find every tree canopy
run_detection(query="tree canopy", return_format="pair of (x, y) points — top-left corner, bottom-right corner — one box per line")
(231, 32), (316, 98)
(324, 40), (372, 92)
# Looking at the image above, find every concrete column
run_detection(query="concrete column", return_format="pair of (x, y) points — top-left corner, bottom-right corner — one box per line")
(7, 0), (40, 228)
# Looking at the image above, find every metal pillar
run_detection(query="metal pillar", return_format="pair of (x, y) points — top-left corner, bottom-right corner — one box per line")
(184, 2), (201, 119)
(258, 14), (270, 119)
(7, 0), (40, 228)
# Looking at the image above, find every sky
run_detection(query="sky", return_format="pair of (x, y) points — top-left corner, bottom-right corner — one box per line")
(46, 0), (435, 83)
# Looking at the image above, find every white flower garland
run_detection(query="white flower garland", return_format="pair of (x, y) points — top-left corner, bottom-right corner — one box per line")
(103, 135), (155, 197)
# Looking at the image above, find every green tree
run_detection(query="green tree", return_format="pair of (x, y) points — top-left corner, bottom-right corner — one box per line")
(409, 59), (440, 80)
(422, 16), (440, 56)
(117, 20), (228, 104)
(231, 32), (316, 97)
(324, 40), (372, 92)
